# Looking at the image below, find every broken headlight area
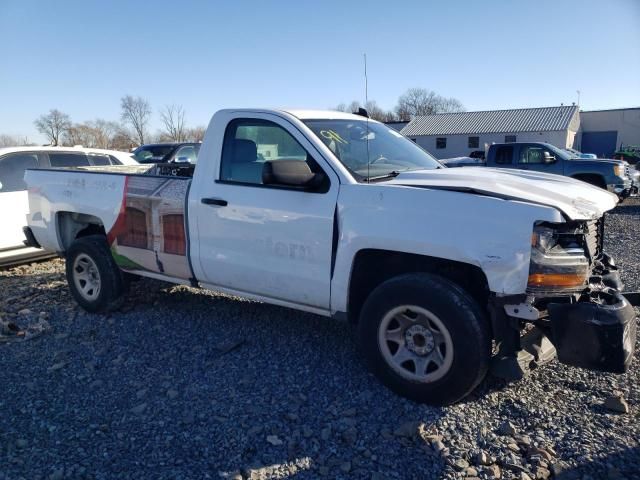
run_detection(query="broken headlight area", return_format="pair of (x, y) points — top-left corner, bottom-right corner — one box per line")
(527, 223), (592, 292)
(492, 217), (637, 379)
(547, 288), (636, 373)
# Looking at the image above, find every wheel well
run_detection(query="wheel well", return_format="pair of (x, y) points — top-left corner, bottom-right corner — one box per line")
(56, 212), (106, 251)
(572, 174), (606, 189)
(347, 249), (490, 324)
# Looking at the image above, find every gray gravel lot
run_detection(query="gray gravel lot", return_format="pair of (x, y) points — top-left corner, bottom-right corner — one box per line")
(1, 199), (638, 480)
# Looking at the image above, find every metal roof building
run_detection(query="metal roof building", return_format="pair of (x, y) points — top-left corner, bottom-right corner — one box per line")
(401, 105), (580, 159)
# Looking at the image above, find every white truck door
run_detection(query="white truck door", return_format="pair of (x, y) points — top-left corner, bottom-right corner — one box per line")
(192, 114), (339, 311)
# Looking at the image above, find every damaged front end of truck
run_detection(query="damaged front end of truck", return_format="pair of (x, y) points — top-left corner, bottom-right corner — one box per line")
(490, 215), (638, 380)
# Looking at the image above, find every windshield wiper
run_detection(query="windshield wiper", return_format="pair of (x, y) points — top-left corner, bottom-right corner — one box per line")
(364, 170), (402, 182)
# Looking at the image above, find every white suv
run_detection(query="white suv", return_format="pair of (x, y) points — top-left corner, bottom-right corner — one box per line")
(0, 146), (137, 267)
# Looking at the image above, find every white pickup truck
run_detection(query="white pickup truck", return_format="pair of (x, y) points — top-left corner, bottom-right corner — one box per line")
(25, 109), (638, 405)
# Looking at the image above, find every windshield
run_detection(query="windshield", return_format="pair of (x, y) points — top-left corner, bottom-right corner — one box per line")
(563, 147), (580, 156)
(304, 119), (442, 181)
(546, 144), (573, 161)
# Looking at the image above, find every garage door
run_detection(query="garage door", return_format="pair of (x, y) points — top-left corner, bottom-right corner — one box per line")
(581, 131), (617, 158)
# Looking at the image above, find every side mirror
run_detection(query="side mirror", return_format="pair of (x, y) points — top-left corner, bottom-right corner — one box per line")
(543, 151), (556, 163)
(262, 160), (325, 189)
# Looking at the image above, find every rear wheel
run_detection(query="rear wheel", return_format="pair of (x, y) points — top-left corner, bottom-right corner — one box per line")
(358, 273), (491, 405)
(65, 235), (125, 313)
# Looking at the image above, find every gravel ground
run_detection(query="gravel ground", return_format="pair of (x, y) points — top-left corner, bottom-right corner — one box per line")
(0, 199), (638, 480)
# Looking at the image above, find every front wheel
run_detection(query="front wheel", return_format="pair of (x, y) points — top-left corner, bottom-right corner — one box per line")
(65, 235), (125, 313)
(358, 273), (491, 405)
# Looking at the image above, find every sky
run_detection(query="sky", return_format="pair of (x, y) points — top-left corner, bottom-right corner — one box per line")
(1, 0), (639, 143)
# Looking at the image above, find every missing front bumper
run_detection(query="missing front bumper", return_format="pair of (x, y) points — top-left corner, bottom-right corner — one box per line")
(548, 289), (637, 373)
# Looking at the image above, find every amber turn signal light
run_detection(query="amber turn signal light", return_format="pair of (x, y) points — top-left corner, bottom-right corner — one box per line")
(527, 273), (586, 288)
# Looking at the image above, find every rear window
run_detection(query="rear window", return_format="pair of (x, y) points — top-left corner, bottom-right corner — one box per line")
(49, 152), (90, 167)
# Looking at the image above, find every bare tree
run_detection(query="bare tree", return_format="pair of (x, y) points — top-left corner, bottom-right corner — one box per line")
(186, 125), (206, 142)
(63, 124), (92, 146)
(160, 104), (187, 142)
(61, 119), (120, 148)
(34, 109), (71, 145)
(395, 88), (465, 120)
(120, 95), (151, 145)
(334, 100), (397, 122)
(90, 119), (120, 148)
(110, 126), (137, 151)
(437, 97), (466, 114)
(0, 134), (33, 147)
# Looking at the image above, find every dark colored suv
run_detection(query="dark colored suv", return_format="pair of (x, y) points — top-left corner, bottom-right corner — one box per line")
(133, 143), (201, 164)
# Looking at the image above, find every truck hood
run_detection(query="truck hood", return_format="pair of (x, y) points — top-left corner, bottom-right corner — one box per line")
(386, 167), (618, 220)
(566, 157), (625, 167)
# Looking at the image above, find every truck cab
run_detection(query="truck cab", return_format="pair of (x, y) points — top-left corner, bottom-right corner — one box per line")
(486, 142), (632, 197)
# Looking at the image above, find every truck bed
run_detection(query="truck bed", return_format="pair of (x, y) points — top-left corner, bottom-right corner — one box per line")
(26, 164), (195, 282)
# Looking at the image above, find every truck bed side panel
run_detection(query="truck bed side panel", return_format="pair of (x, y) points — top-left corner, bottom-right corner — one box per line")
(26, 168), (193, 281)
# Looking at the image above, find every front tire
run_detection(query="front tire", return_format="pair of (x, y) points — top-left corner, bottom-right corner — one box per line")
(65, 235), (125, 313)
(358, 273), (491, 405)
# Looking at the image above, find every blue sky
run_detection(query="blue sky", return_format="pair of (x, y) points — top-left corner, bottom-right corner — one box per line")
(1, 0), (639, 142)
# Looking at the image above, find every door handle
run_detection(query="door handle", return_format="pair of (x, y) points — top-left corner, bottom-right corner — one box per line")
(201, 197), (228, 207)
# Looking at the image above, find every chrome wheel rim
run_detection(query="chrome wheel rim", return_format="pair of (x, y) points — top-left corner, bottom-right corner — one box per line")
(378, 305), (454, 383)
(72, 253), (101, 301)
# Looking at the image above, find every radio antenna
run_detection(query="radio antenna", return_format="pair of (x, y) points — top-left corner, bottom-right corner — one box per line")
(364, 53), (370, 183)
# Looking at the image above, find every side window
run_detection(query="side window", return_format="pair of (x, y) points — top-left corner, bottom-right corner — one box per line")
(494, 146), (514, 164)
(220, 119), (311, 185)
(519, 146), (545, 164)
(49, 152), (90, 167)
(0, 153), (39, 193)
(468, 136), (479, 148)
(87, 154), (111, 166)
(174, 146), (198, 164)
(505, 135), (517, 143)
(436, 137), (447, 149)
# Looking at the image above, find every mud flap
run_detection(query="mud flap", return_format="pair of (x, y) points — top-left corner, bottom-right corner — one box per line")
(548, 289), (637, 373)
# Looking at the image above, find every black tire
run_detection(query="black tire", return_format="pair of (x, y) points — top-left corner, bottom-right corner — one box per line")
(358, 273), (491, 406)
(65, 235), (125, 313)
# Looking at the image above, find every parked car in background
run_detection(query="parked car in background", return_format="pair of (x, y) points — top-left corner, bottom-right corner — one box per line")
(133, 142), (201, 164)
(24, 109), (637, 405)
(446, 142), (633, 200)
(563, 147), (597, 159)
(469, 150), (485, 160)
(0, 146), (137, 268)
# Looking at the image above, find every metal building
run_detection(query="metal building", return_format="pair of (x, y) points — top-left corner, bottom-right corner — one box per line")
(579, 108), (640, 157)
(400, 105), (580, 159)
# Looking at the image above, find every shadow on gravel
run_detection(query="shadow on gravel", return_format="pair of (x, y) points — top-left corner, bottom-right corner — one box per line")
(557, 445), (640, 479)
